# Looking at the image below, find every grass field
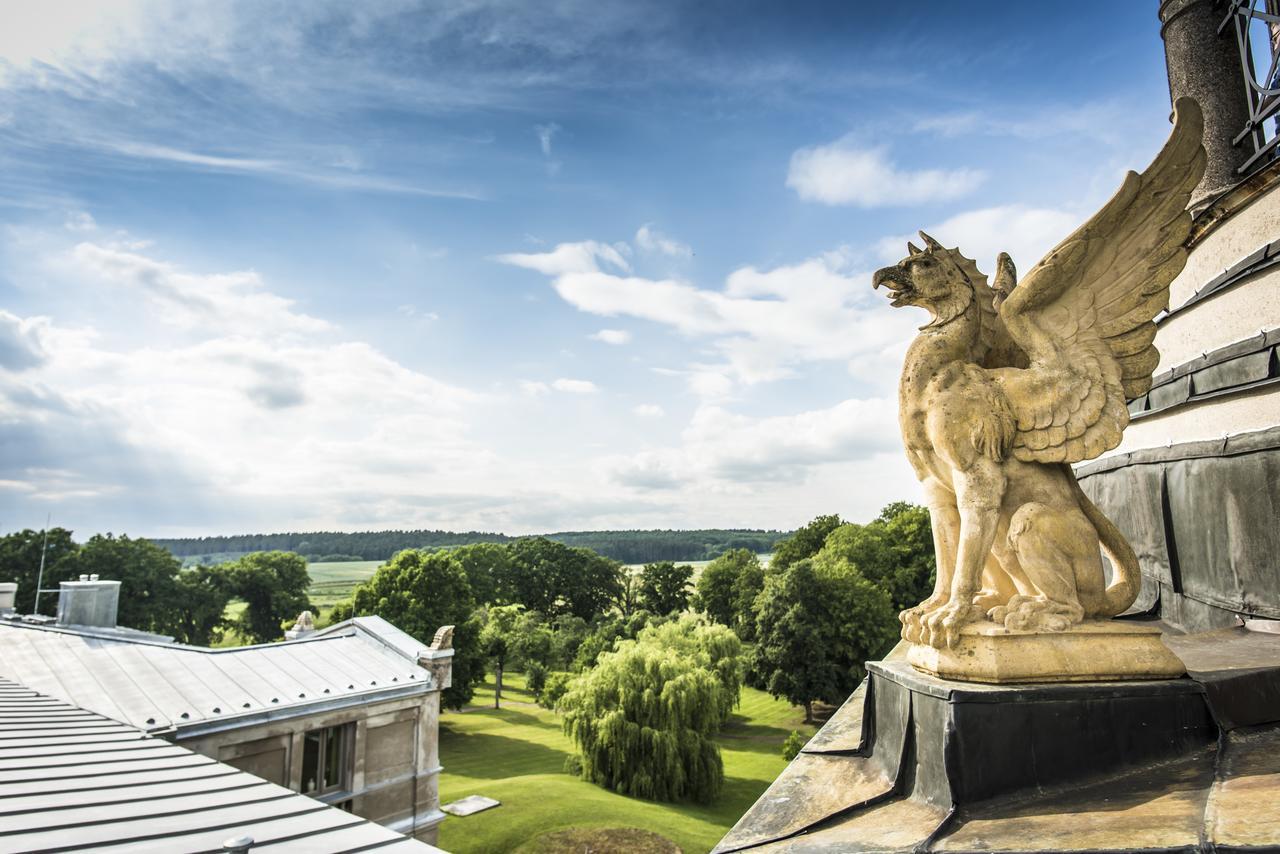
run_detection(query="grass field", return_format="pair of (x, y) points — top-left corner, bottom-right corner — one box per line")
(305, 559), (383, 613)
(436, 672), (814, 853)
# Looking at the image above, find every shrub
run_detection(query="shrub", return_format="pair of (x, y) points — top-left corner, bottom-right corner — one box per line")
(526, 661), (548, 698)
(538, 672), (572, 709)
(781, 730), (807, 761)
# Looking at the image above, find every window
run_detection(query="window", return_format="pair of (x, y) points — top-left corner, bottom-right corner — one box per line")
(301, 723), (353, 797)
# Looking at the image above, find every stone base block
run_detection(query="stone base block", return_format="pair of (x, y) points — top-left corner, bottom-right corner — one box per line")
(907, 619), (1186, 684)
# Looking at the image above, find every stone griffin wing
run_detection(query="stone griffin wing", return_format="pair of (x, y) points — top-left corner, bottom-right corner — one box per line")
(991, 97), (1206, 464)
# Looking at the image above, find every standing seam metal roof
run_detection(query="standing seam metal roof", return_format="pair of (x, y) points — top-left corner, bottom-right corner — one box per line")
(0, 617), (438, 736)
(0, 676), (441, 854)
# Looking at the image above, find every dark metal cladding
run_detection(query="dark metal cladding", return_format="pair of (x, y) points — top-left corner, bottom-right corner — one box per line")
(717, 641), (1280, 852)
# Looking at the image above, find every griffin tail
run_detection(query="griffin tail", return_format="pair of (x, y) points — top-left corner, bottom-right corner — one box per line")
(1060, 463), (1140, 616)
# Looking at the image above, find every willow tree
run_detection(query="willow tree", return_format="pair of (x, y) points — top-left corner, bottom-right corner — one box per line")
(558, 615), (742, 804)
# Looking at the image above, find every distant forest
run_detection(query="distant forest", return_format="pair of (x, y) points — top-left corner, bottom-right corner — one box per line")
(152, 528), (789, 565)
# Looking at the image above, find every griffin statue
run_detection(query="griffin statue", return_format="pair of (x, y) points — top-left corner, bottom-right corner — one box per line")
(872, 97), (1206, 651)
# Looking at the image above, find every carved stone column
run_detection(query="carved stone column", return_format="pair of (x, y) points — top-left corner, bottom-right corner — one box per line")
(1159, 0), (1253, 206)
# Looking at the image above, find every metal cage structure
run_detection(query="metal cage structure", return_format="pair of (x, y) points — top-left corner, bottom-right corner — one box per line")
(1221, 0), (1280, 173)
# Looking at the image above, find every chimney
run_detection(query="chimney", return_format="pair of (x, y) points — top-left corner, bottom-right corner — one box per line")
(0, 583), (15, 615)
(57, 578), (121, 629)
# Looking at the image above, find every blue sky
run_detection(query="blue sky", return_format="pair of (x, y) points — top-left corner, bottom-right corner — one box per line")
(0, 1), (1178, 537)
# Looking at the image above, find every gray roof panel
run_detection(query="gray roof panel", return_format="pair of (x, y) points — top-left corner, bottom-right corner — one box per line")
(0, 619), (436, 735)
(0, 677), (442, 854)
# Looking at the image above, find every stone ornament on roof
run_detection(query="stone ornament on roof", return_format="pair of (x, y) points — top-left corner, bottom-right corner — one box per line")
(871, 98), (1206, 683)
(430, 625), (455, 650)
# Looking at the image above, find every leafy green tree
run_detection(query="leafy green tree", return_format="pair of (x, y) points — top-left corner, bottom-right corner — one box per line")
(731, 557), (766, 641)
(695, 550), (740, 626)
(228, 551), (311, 644)
(478, 605), (554, 708)
(814, 503), (935, 613)
(751, 557), (896, 722)
(502, 538), (623, 620)
(769, 514), (844, 573)
(562, 553), (625, 621)
(614, 568), (641, 617)
(450, 542), (511, 606)
(570, 610), (659, 671)
(348, 549), (484, 709)
(69, 534), (187, 633)
(637, 561), (693, 615)
(0, 527), (78, 615)
(558, 615), (742, 803)
(479, 604), (524, 708)
(548, 614), (590, 670)
(696, 549), (761, 636)
(168, 564), (234, 645)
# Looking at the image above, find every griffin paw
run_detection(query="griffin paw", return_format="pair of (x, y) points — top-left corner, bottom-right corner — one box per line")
(920, 600), (981, 649)
(998, 597), (1079, 633)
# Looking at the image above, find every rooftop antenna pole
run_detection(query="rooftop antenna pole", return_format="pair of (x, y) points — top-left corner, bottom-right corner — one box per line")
(33, 513), (51, 616)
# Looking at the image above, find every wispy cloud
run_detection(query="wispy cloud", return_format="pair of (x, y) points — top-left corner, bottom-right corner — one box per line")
(100, 140), (486, 199)
(534, 123), (561, 157)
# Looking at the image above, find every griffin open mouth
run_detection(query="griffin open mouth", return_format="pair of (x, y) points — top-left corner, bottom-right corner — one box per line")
(871, 267), (914, 306)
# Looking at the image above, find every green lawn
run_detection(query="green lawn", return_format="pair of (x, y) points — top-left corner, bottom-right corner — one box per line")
(436, 672), (813, 854)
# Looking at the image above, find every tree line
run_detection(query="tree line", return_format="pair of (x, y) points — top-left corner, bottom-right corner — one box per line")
(150, 527), (786, 564)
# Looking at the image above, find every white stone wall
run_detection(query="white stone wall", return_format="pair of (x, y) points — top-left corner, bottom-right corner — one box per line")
(1100, 181), (1280, 459)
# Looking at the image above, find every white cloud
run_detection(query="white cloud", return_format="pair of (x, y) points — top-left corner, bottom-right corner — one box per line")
(635, 224), (692, 259)
(685, 397), (900, 481)
(632, 403), (664, 417)
(501, 240), (917, 395)
(605, 396), (901, 489)
(875, 204), (1081, 274)
(552, 378), (598, 394)
(69, 242), (330, 337)
(0, 311), (50, 370)
(520, 380), (550, 396)
(499, 241), (631, 277)
(0, 229), (505, 533)
(590, 328), (631, 345)
(786, 141), (985, 207)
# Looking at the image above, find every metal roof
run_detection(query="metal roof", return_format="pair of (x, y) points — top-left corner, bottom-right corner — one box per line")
(0, 676), (441, 854)
(0, 616), (439, 738)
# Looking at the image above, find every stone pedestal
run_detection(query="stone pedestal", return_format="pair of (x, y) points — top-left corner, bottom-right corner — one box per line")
(906, 619), (1187, 684)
